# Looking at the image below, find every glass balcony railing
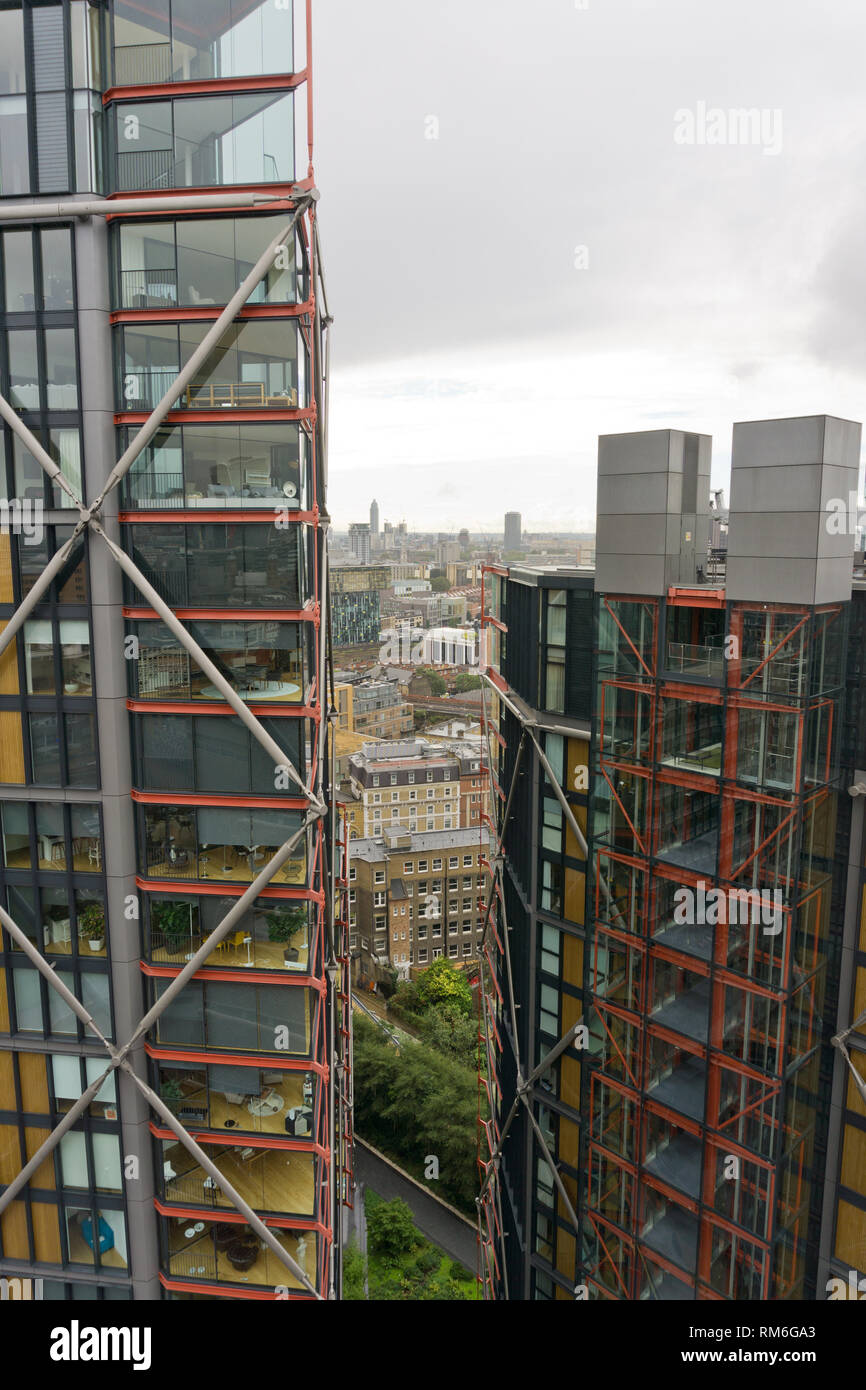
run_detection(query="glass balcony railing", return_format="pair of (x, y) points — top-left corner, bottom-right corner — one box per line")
(160, 1142), (315, 1218)
(666, 641), (725, 679)
(113, 93), (294, 193)
(113, 0), (295, 88)
(166, 1222), (315, 1294)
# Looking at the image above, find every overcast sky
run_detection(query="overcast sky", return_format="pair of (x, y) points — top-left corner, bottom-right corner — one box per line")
(313, 0), (866, 533)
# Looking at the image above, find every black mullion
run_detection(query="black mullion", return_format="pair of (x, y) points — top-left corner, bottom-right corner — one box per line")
(22, 2), (37, 197)
(62, 0), (74, 195)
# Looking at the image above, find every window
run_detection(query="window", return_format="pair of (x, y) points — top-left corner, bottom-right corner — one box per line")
(349, 866), (356, 882)
(418, 948), (428, 963)
(374, 870), (385, 884)
(374, 892), (386, 907)
(408, 773), (415, 784)
(449, 857), (458, 869)
(390, 774), (397, 786)
(448, 943), (458, 958)
(432, 859), (442, 871)
(426, 772), (433, 783)
(114, 92), (296, 192)
(417, 860), (427, 872)
(403, 862), (413, 874)
(372, 776), (379, 787)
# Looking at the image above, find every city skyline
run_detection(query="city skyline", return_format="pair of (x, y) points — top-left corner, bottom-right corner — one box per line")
(315, 0), (866, 529)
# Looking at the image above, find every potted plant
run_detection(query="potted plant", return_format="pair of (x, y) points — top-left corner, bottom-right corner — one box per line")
(152, 900), (192, 956)
(160, 1076), (183, 1114)
(266, 905), (307, 963)
(78, 901), (105, 952)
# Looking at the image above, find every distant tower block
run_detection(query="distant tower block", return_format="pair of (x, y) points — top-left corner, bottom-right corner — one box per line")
(595, 429), (711, 595)
(370, 499), (380, 542)
(725, 415), (861, 605)
(504, 512), (522, 553)
(348, 522), (371, 565)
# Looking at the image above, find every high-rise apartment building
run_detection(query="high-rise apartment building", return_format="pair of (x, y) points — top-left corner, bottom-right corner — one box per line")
(0, 0), (352, 1303)
(348, 522), (371, 565)
(480, 417), (866, 1302)
(369, 499), (379, 547)
(504, 512), (522, 555)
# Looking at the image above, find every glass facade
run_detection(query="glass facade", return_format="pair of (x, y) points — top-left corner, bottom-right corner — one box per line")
(0, 0), (344, 1304)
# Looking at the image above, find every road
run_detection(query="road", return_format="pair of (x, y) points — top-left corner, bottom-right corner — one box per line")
(353, 1139), (477, 1274)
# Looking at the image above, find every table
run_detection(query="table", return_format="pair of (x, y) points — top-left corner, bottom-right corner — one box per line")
(247, 1094), (284, 1118)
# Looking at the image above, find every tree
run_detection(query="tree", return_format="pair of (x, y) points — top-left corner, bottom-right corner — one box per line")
(342, 1241), (366, 1300)
(416, 956), (473, 1017)
(417, 1002), (478, 1069)
(416, 666), (447, 695)
(430, 576), (450, 593)
(366, 1197), (417, 1260)
(454, 672), (481, 691)
(352, 1017), (480, 1213)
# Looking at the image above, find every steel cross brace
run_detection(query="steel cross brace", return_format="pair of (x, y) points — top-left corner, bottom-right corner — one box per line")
(0, 201), (331, 1296)
(476, 673), (593, 1293)
(0, 196), (321, 809)
(0, 820), (322, 1295)
(832, 1007), (866, 1105)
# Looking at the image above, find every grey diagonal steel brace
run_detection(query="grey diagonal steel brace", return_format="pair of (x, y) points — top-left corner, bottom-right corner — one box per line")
(0, 819), (323, 1297)
(0, 197), (316, 659)
(832, 1007), (866, 1105)
(478, 670), (629, 933)
(0, 214), (323, 808)
(90, 520), (317, 808)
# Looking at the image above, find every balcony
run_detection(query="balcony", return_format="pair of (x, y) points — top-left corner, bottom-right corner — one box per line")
(121, 420), (304, 513)
(150, 901), (311, 974)
(166, 1222), (315, 1293)
(120, 268), (178, 310)
(159, 1063), (315, 1139)
(161, 1140), (315, 1217)
(143, 807), (307, 887)
(666, 641), (725, 680)
(113, 92), (294, 194)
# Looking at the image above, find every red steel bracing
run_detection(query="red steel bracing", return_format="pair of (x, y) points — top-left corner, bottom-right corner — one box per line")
(583, 596), (842, 1299)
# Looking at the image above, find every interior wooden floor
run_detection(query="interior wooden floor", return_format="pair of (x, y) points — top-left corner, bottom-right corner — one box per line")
(163, 1141), (315, 1216)
(147, 845), (305, 887)
(66, 1219), (128, 1270)
(167, 1221), (315, 1290)
(171, 1070), (310, 1137)
(6, 848), (101, 874)
(151, 936), (310, 972)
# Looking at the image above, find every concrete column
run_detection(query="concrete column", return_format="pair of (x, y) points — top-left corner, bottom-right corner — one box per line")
(75, 215), (160, 1298)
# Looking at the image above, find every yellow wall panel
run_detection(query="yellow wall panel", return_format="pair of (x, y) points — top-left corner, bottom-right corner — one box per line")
(32, 1202), (62, 1263)
(561, 1055), (581, 1111)
(0, 1123), (21, 1183)
(0, 1200), (29, 1260)
(25, 1126), (55, 1190)
(563, 932), (584, 990)
(841, 1124), (866, 1197)
(0, 711), (25, 783)
(835, 1199), (866, 1274)
(0, 535), (12, 603)
(0, 624), (18, 694)
(847, 1072), (866, 1123)
(18, 1052), (49, 1113)
(564, 868), (586, 926)
(0, 1050), (14, 1109)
